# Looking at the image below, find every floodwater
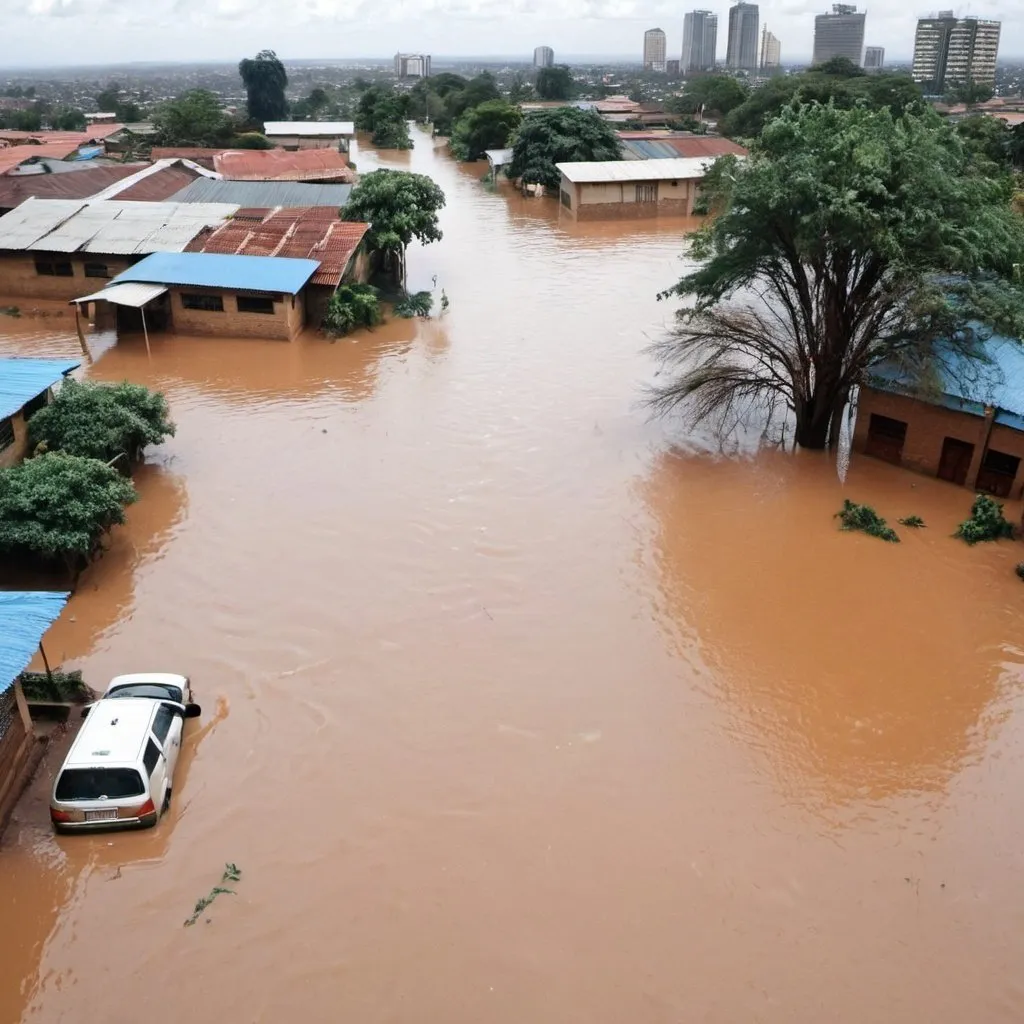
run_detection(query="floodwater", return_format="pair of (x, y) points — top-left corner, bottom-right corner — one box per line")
(1, 129), (1024, 1023)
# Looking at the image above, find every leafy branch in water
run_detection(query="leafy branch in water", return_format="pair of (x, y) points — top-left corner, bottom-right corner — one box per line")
(954, 494), (1015, 545)
(394, 290), (434, 318)
(1015, 563), (1024, 581)
(897, 515), (926, 528)
(184, 863), (242, 926)
(835, 500), (900, 542)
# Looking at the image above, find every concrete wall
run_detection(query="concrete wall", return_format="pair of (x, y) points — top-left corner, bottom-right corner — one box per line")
(168, 287), (306, 341)
(559, 176), (699, 220)
(853, 386), (1024, 498)
(0, 409), (30, 469)
(0, 253), (133, 302)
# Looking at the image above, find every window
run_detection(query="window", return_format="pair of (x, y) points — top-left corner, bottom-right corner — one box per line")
(55, 768), (144, 801)
(35, 258), (74, 277)
(236, 294), (276, 315)
(865, 413), (908, 464)
(635, 183), (657, 203)
(22, 389), (50, 420)
(560, 189), (572, 210)
(152, 705), (175, 744)
(0, 417), (13, 452)
(84, 261), (110, 279)
(143, 739), (161, 776)
(108, 682), (183, 703)
(976, 448), (1021, 498)
(180, 292), (224, 312)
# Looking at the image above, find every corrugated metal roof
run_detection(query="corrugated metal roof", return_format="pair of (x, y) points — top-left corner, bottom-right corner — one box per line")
(0, 142), (86, 173)
(0, 165), (144, 210)
(0, 198), (85, 250)
(72, 282), (168, 308)
(215, 149), (354, 183)
(262, 121), (355, 136)
(484, 148), (513, 166)
(0, 591), (71, 696)
(556, 157), (714, 183)
(619, 137), (748, 160)
(169, 178), (351, 208)
(112, 251), (320, 295)
(0, 356), (80, 420)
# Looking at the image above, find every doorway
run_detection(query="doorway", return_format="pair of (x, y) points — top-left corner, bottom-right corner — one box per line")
(864, 414), (907, 464)
(975, 448), (1021, 498)
(937, 437), (975, 486)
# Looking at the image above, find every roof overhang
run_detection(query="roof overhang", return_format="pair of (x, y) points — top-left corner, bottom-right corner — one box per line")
(72, 282), (168, 308)
(0, 591), (70, 695)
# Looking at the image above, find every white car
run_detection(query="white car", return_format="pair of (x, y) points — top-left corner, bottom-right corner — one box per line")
(50, 673), (200, 833)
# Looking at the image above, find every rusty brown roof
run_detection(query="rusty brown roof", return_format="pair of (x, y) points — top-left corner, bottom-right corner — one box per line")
(114, 163), (203, 202)
(149, 148), (225, 170)
(0, 165), (144, 209)
(214, 149), (354, 183)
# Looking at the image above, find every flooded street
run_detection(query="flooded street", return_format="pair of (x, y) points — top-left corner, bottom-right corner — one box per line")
(2, 129), (1024, 1023)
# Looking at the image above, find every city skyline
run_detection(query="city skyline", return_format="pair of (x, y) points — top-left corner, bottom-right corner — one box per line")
(0, 0), (1019, 65)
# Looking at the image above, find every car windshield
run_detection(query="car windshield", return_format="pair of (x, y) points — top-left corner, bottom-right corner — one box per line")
(55, 768), (145, 801)
(107, 683), (182, 702)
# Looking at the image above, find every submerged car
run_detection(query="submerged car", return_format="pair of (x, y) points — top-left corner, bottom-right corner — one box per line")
(50, 673), (200, 833)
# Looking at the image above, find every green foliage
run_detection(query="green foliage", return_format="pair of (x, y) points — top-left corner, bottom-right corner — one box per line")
(897, 515), (926, 528)
(508, 107), (621, 190)
(946, 81), (995, 106)
(19, 670), (90, 702)
(450, 99), (522, 161)
(185, 864), (242, 927)
(52, 108), (86, 131)
(508, 72), (534, 104)
(536, 65), (574, 101)
(356, 87), (411, 133)
(814, 56), (865, 78)
(0, 453), (137, 562)
(648, 103), (1024, 450)
(393, 291), (434, 318)
(153, 89), (234, 147)
(322, 284), (382, 337)
(372, 117), (412, 149)
(405, 73), (499, 135)
(1015, 562), (1024, 581)
(668, 75), (749, 117)
(231, 131), (273, 149)
(238, 49), (288, 124)
(955, 494), (1015, 544)
(835, 500), (900, 542)
(0, 109), (42, 131)
(290, 87), (335, 121)
(95, 84), (142, 122)
(342, 170), (445, 283)
(956, 115), (1012, 170)
(28, 378), (175, 463)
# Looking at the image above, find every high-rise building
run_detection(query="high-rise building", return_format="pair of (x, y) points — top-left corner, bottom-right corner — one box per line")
(912, 14), (1000, 92)
(726, 3), (759, 71)
(644, 28), (668, 71)
(666, 59), (681, 76)
(759, 26), (781, 70)
(394, 53), (431, 78)
(533, 46), (554, 68)
(682, 10), (719, 73)
(812, 4), (866, 66)
(864, 45), (885, 70)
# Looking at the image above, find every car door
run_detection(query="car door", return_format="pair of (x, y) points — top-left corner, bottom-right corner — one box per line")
(143, 737), (168, 812)
(151, 704), (183, 784)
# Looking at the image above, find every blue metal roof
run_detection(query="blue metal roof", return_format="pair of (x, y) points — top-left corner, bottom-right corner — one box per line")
(0, 591), (70, 696)
(870, 333), (1024, 431)
(0, 357), (80, 420)
(111, 252), (320, 296)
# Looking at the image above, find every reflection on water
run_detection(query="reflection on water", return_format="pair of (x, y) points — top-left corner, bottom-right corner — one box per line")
(0, 126), (1024, 1024)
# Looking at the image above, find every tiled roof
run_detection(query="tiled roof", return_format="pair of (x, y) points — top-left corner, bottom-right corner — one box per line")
(188, 207), (368, 287)
(214, 149), (354, 183)
(0, 165), (143, 209)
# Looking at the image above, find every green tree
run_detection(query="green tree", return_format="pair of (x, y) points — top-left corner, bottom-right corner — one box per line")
(957, 114), (1011, 168)
(0, 109), (42, 131)
(355, 87), (411, 133)
(668, 74), (749, 117)
(322, 284), (382, 337)
(95, 83), (121, 112)
(508, 107), (621, 190)
(946, 81), (995, 106)
(341, 169), (445, 286)
(152, 89), (234, 147)
(28, 379), (175, 463)
(814, 56), (865, 77)
(238, 49), (289, 124)
(231, 131), (274, 149)
(0, 453), (137, 567)
(450, 99), (523, 161)
(291, 87), (329, 120)
(648, 103), (1024, 451)
(372, 116), (412, 149)
(536, 65), (574, 101)
(52, 108), (87, 131)
(508, 72), (534, 104)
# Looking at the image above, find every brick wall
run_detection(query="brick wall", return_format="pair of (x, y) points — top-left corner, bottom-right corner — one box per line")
(0, 409), (30, 468)
(0, 685), (37, 837)
(169, 287), (306, 341)
(0, 253), (132, 302)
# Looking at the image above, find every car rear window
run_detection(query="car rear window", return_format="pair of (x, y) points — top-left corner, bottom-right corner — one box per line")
(55, 768), (145, 801)
(107, 683), (183, 702)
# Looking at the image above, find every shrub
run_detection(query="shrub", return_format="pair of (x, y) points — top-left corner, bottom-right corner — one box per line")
(835, 499), (900, 542)
(897, 515), (926, 527)
(322, 284), (382, 337)
(393, 291), (433, 318)
(1016, 563), (1024, 581)
(231, 132), (274, 149)
(955, 494), (1015, 544)
(371, 118), (412, 149)
(28, 378), (175, 463)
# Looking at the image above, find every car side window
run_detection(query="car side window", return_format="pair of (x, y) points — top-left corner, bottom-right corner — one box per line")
(143, 739), (161, 777)
(152, 706), (175, 744)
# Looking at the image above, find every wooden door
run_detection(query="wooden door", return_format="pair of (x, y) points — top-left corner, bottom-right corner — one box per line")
(937, 437), (974, 486)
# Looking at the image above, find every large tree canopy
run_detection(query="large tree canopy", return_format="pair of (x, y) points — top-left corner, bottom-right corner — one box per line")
(649, 103), (1024, 450)
(152, 89), (234, 147)
(450, 99), (522, 161)
(508, 107), (621, 190)
(239, 49), (288, 125)
(535, 65), (574, 101)
(667, 75), (749, 118)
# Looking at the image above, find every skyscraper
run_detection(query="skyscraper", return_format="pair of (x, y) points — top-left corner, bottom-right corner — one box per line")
(812, 4), (866, 66)
(912, 14), (1000, 92)
(644, 28), (668, 72)
(682, 10), (719, 73)
(726, 3), (759, 71)
(533, 46), (554, 68)
(394, 53), (431, 78)
(864, 45), (885, 70)
(760, 26), (781, 71)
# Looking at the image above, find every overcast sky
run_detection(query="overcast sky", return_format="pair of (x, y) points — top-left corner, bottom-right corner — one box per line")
(2, 0), (1020, 66)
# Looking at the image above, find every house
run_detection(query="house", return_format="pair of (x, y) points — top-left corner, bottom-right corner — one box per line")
(854, 335), (1024, 498)
(556, 158), (714, 219)
(0, 357), (80, 468)
(484, 148), (513, 180)
(73, 251), (322, 341)
(617, 133), (748, 160)
(214, 149), (355, 184)
(0, 591), (69, 835)
(0, 196), (238, 301)
(262, 121), (355, 152)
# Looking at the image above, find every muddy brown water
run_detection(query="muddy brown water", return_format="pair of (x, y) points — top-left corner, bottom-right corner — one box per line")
(1, 130), (1024, 1023)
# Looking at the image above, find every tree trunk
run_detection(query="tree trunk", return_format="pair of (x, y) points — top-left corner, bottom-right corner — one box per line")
(794, 382), (842, 450)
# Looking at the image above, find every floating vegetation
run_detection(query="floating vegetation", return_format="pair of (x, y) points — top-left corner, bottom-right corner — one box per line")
(955, 494), (1015, 545)
(184, 863), (242, 927)
(897, 515), (926, 528)
(835, 500), (900, 542)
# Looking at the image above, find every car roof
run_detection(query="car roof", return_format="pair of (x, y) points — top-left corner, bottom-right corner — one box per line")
(105, 672), (187, 692)
(64, 698), (157, 767)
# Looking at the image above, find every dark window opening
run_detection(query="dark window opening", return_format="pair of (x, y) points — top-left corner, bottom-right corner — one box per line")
(107, 682), (182, 703)
(865, 413), (907, 464)
(560, 189), (572, 209)
(0, 417), (13, 452)
(180, 292), (224, 312)
(938, 436), (975, 486)
(635, 183), (657, 203)
(143, 739), (161, 776)
(84, 262), (110, 279)
(976, 448), (1021, 498)
(55, 768), (144, 801)
(35, 259), (74, 277)
(152, 705), (175, 744)
(236, 294), (276, 315)
(22, 389), (50, 420)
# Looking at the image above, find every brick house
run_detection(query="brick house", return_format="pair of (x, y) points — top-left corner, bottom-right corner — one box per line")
(854, 336), (1024, 498)
(0, 357), (80, 468)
